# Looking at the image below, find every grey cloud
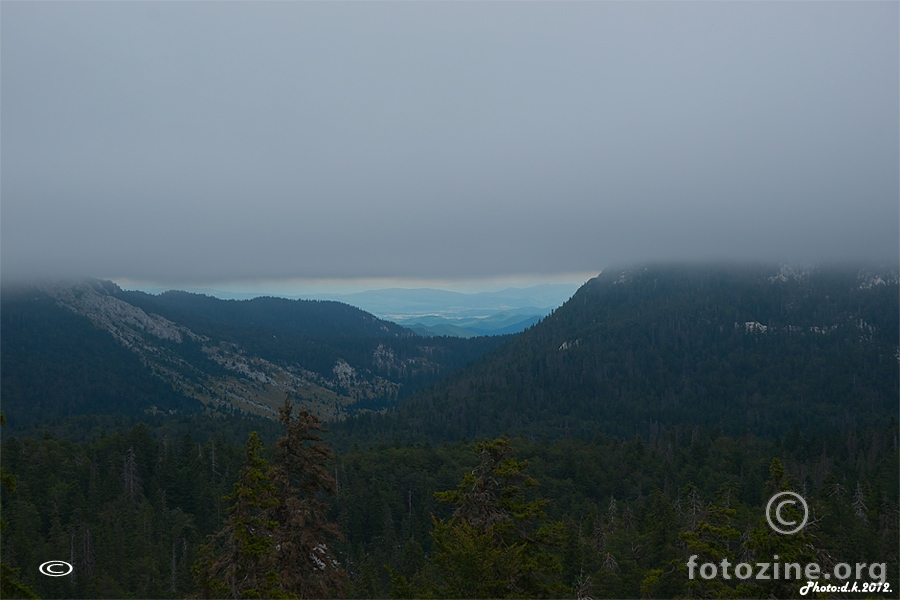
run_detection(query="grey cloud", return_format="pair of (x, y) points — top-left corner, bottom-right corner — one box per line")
(2, 2), (897, 285)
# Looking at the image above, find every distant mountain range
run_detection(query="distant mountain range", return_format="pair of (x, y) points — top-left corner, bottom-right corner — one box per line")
(333, 264), (900, 445)
(4, 265), (897, 445)
(309, 283), (580, 336)
(2, 265), (897, 600)
(394, 312), (543, 338)
(118, 283), (582, 337)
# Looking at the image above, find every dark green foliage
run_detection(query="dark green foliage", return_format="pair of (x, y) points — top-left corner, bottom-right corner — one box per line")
(192, 401), (348, 599)
(340, 265), (898, 443)
(0, 288), (199, 431)
(0, 282), (508, 434)
(2, 265), (898, 598)
(2, 421), (898, 598)
(676, 488), (745, 598)
(0, 413), (39, 599)
(193, 432), (285, 599)
(427, 438), (566, 598)
(0, 422), (240, 598)
(328, 425), (899, 599)
(1, 563), (40, 600)
(270, 398), (347, 598)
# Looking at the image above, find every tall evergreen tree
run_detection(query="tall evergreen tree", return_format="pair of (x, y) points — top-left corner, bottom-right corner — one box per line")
(741, 458), (820, 599)
(192, 432), (286, 599)
(270, 397), (347, 599)
(677, 483), (745, 599)
(428, 437), (565, 598)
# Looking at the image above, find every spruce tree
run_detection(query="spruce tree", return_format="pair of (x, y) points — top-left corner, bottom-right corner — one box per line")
(428, 437), (565, 598)
(742, 458), (820, 599)
(192, 432), (286, 599)
(270, 397), (347, 599)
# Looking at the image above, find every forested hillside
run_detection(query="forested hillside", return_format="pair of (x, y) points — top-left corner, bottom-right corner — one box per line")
(336, 265), (899, 445)
(117, 288), (412, 339)
(0, 282), (508, 435)
(0, 289), (200, 430)
(2, 264), (898, 599)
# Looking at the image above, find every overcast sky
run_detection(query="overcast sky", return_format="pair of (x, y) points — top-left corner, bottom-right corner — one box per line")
(2, 1), (897, 293)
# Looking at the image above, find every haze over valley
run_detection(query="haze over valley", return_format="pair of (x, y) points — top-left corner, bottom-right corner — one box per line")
(114, 281), (585, 338)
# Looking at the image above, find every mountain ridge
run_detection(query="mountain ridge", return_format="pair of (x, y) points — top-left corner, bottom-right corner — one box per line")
(397, 312), (544, 338)
(0, 280), (508, 432)
(331, 264), (899, 446)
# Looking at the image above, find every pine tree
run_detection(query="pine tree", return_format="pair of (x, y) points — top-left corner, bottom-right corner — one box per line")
(678, 484), (744, 599)
(192, 432), (287, 599)
(742, 458), (820, 599)
(270, 397), (347, 599)
(428, 437), (565, 598)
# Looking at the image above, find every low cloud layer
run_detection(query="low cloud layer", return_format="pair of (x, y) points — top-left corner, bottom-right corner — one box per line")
(2, 2), (897, 285)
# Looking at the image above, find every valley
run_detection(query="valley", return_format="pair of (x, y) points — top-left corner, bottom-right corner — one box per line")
(0, 281), (508, 434)
(2, 264), (898, 599)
